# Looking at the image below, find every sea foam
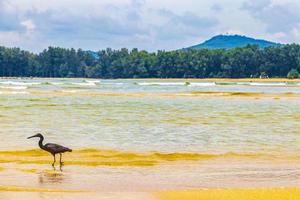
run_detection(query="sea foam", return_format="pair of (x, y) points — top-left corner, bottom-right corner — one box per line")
(189, 82), (216, 87)
(249, 82), (287, 86)
(0, 81), (40, 86)
(0, 86), (28, 90)
(138, 82), (186, 86)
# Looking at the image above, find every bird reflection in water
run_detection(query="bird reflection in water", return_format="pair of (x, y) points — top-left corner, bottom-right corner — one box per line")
(53, 163), (64, 172)
(39, 170), (65, 185)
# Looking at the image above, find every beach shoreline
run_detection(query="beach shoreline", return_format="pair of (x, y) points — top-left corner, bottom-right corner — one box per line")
(1, 78), (300, 200)
(1, 77), (300, 82)
(1, 155), (300, 200)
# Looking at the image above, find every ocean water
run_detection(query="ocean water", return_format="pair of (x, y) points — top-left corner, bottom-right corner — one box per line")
(0, 78), (300, 157)
(1, 78), (300, 200)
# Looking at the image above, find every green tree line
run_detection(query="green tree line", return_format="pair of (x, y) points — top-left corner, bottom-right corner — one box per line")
(0, 44), (300, 78)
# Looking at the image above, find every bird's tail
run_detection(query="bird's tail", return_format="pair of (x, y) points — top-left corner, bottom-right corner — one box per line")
(67, 148), (72, 152)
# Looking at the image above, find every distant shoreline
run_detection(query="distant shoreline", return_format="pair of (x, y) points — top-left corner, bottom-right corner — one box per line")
(127, 78), (300, 82)
(1, 77), (300, 82)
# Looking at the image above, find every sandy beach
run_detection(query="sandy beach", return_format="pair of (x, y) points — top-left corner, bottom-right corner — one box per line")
(0, 149), (300, 200)
(1, 78), (300, 199)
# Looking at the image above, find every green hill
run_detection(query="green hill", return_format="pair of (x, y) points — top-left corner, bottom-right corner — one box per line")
(189, 35), (282, 49)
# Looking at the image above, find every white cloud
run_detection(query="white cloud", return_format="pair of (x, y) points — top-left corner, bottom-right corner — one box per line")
(0, 0), (299, 52)
(223, 29), (245, 36)
(20, 19), (35, 31)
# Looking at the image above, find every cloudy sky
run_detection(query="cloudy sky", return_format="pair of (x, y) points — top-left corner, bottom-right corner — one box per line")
(0, 0), (300, 52)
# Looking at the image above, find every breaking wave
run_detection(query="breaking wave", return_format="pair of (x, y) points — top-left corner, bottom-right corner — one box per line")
(0, 81), (40, 86)
(0, 86), (28, 90)
(137, 82), (187, 86)
(188, 82), (216, 87)
(0, 91), (29, 95)
(249, 82), (287, 86)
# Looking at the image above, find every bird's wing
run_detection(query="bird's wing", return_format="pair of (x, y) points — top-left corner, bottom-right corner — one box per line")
(44, 143), (72, 154)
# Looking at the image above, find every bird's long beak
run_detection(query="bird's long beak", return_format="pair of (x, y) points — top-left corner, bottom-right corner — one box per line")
(27, 135), (37, 139)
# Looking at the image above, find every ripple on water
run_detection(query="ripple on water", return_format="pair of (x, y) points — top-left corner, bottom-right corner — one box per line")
(0, 149), (297, 167)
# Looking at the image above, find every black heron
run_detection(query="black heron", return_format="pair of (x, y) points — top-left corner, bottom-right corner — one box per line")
(27, 133), (72, 166)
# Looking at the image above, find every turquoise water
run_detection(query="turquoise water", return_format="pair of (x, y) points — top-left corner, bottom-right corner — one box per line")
(0, 78), (300, 155)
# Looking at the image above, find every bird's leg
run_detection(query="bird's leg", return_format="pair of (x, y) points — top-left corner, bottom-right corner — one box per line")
(59, 164), (63, 172)
(52, 154), (56, 167)
(59, 153), (64, 166)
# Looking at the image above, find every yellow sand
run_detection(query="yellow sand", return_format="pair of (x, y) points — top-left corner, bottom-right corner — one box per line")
(0, 149), (218, 167)
(15, 168), (38, 173)
(0, 185), (83, 193)
(0, 149), (294, 167)
(158, 188), (300, 200)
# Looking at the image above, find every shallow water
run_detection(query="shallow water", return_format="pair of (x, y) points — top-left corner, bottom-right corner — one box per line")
(0, 78), (300, 200)
(0, 78), (300, 155)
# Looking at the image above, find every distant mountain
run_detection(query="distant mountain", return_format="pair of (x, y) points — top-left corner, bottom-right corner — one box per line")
(188, 35), (282, 49)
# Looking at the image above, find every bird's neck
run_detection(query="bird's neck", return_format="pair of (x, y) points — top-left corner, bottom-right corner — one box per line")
(38, 136), (45, 149)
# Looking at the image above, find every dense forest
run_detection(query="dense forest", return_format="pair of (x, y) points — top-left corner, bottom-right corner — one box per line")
(0, 44), (300, 78)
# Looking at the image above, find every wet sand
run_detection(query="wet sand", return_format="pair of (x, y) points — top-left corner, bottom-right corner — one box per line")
(1, 150), (300, 200)
(158, 188), (300, 200)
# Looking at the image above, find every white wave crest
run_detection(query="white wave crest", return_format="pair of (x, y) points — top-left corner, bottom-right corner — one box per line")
(138, 82), (186, 86)
(0, 91), (29, 95)
(189, 82), (216, 87)
(72, 82), (97, 86)
(0, 81), (40, 86)
(101, 82), (124, 85)
(85, 80), (101, 84)
(236, 82), (251, 85)
(249, 82), (287, 86)
(0, 86), (28, 90)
